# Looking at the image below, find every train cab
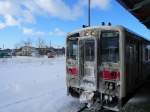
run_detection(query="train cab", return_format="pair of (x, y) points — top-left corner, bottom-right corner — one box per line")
(66, 29), (99, 101)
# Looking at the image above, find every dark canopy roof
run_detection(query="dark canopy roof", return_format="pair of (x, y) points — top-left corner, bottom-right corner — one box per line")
(117, 0), (150, 29)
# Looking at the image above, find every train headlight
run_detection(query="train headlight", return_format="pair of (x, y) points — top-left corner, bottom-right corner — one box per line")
(104, 95), (108, 100)
(85, 32), (89, 36)
(91, 31), (96, 36)
(84, 30), (90, 36)
(83, 29), (97, 36)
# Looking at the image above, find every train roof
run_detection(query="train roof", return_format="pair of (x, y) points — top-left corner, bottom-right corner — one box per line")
(123, 26), (150, 42)
(67, 25), (121, 36)
(67, 25), (150, 43)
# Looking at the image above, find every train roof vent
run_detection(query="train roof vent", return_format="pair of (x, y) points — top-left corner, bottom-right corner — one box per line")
(82, 25), (88, 28)
(108, 22), (111, 26)
(102, 22), (105, 26)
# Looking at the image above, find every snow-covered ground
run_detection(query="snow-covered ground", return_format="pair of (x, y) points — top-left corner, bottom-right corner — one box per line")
(0, 56), (81, 112)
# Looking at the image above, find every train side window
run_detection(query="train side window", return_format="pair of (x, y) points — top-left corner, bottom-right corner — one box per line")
(127, 44), (134, 59)
(145, 47), (148, 61)
(126, 42), (137, 62)
(143, 45), (149, 62)
(148, 46), (150, 61)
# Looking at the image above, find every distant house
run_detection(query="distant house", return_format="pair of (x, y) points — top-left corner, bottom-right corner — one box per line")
(21, 46), (33, 56)
(13, 48), (22, 56)
(14, 46), (39, 56)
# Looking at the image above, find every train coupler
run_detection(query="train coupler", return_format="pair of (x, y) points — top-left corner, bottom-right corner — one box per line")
(79, 91), (94, 105)
(79, 91), (102, 111)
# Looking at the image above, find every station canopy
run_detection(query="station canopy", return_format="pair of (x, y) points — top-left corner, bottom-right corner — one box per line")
(117, 0), (150, 29)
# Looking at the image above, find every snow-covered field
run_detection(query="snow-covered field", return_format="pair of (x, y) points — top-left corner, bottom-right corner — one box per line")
(0, 56), (81, 112)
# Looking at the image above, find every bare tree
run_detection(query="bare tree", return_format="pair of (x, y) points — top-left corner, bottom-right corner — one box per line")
(21, 38), (33, 47)
(37, 38), (46, 48)
(14, 43), (21, 49)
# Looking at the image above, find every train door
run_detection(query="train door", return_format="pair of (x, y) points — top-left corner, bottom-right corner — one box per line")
(79, 37), (97, 91)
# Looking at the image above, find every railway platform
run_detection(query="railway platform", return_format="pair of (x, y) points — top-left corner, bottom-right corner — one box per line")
(122, 79), (150, 112)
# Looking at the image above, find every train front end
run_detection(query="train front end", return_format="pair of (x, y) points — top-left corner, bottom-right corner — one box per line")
(66, 29), (98, 105)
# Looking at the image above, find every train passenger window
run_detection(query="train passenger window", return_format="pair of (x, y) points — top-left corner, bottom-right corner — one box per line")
(147, 45), (150, 61)
(129, 46), (134, 57)
(100, 31), (119, 62)
(148, 48), (150, 61)
(67, 38), (78, 60)
(145, 47), (148, 61)
(126, 44), (135, 61)
(143, 45), (150, 61)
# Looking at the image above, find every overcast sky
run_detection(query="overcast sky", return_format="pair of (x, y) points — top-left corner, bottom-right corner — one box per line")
(0, 0), (150, 48)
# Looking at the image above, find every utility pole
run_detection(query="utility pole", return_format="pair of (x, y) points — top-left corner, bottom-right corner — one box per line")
(3, 44), (4, 49)
(88, 0), (91, 27)
(49, 40), (51, 48)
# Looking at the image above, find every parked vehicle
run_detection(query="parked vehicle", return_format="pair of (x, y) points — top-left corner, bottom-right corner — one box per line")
(47, 52), (55, 58)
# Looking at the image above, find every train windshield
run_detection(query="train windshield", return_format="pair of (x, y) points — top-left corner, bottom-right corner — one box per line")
(79, 39), (95, 61)
(67, 38), (78, 60)
(100, 31), (119, 62)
